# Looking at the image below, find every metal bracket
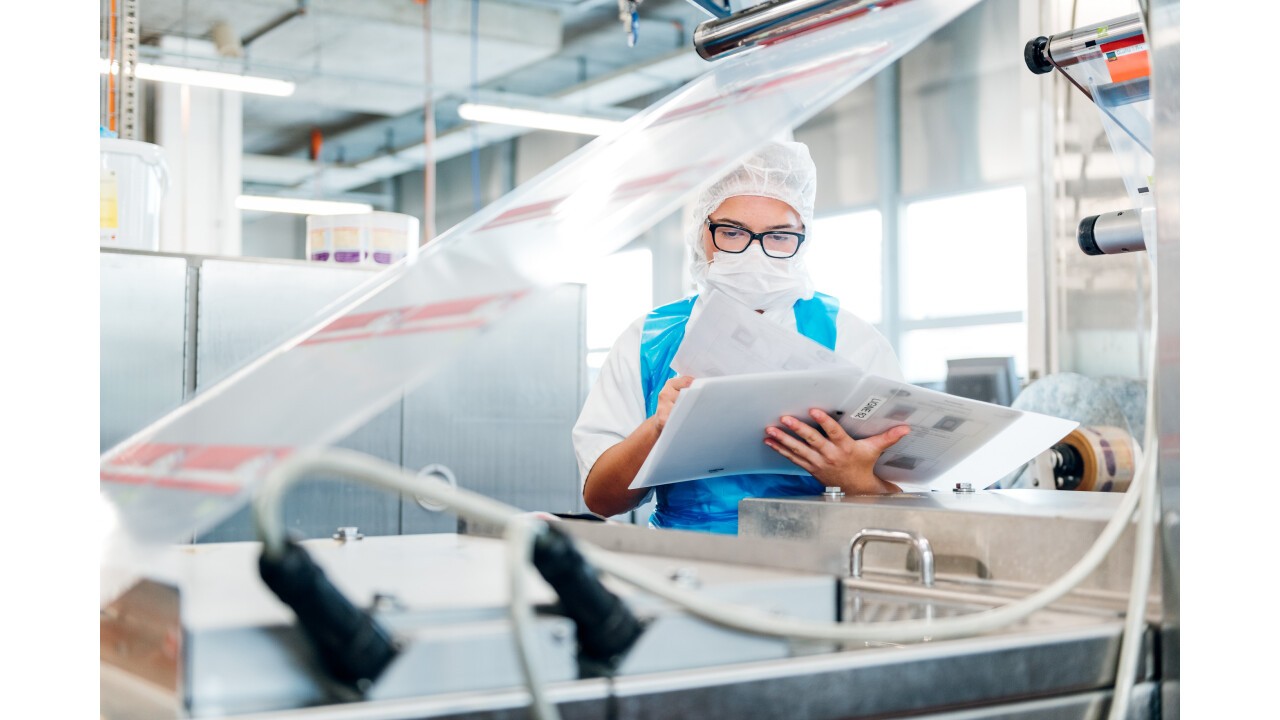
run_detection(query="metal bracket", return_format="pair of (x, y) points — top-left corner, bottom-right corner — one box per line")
(848, 528), (935, 587)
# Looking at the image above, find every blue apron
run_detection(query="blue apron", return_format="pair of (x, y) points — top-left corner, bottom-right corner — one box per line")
(640, 293), (840, 534)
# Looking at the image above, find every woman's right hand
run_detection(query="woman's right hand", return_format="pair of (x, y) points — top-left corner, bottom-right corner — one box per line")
(654, 376), (695, 431)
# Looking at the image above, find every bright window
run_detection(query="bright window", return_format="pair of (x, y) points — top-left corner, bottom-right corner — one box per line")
(901, 186), (1027, 320)
(899, 324), (1027, 386)
(897, 186), (1027, 386)
(585, 248), (653, 370)
(806, 210), (882, 324)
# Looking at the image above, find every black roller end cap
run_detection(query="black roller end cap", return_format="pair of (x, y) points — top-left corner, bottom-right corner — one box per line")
(1077, 215), (1104, 256)
(1025, 36), (1054, 75)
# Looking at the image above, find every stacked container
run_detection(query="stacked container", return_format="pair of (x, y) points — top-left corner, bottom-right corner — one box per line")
(306, 212), (420, 266)
(101, 138), (170, 251)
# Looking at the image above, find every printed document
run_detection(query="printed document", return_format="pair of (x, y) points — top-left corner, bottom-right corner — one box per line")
(632, 292), (1077, 492)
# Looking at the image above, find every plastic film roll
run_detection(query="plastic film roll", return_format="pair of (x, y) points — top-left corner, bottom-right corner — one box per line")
(1055, 425), (1137, 492)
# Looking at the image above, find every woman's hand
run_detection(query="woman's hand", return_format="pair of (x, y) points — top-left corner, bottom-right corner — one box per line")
(763, 409), (909, 494)
(654, 375), (695, 432)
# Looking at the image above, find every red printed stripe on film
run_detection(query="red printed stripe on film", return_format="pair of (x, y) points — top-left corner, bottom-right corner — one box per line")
(101, 471), (244, 496)
(1099, 32), (1144, 54)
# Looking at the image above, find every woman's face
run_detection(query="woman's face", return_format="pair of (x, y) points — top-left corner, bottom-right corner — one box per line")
(703, 195), (804, 262)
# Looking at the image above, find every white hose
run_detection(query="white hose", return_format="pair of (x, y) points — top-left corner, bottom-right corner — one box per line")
(253, 449), (518, 558)
(1106, 252), (1163, 719)
(579, 476), (1142, 643)
(505, 517), (562, 720)
(257, 445), (1145, 644)
(254, 450), (562, 720)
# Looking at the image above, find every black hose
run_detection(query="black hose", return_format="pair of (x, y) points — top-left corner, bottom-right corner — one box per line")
(533, 524), (645, 675)
(259, 542), (398, 690)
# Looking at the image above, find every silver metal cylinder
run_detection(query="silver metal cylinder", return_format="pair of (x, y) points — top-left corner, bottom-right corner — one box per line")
(1078, 209), (1146, 255)
(1045, 12), (1144, 71)
(1023, 13), (1145, 102)
(693, 0), (896, 62)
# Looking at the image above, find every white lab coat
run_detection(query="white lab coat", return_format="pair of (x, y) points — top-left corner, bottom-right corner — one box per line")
(571, 295), (904, 488)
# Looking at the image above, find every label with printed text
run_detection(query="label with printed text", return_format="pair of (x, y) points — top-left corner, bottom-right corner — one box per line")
(853, 395), (887, 421)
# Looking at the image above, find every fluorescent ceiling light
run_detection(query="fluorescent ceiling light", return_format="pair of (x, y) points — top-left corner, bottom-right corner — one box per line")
(235, 195), (373, 216)
(99, 59), (295, 97)
(457, 102), (620, 136)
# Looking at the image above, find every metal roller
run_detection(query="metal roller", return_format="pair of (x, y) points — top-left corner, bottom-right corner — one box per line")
(1077, 208), (1147, 255)
(693, 0), (905, 61)
(1024, 12), (1147, 103)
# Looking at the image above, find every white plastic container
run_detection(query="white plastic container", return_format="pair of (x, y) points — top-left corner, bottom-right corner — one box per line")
(100, 138), (169, 251)
(306, 212), (420, 266)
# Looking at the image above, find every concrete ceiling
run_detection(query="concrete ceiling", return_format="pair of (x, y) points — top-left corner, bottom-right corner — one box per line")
(133, 0), (719, 196)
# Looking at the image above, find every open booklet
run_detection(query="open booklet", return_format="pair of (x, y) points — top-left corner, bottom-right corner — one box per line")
(629, 291), (1077, 492)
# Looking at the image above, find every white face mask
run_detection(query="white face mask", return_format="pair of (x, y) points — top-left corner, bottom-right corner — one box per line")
(703, 249), (814, 314)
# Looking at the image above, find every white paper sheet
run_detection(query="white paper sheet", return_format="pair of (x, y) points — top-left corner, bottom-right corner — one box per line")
(632, 295), (1078, 491)
(671, 290), (851, 377)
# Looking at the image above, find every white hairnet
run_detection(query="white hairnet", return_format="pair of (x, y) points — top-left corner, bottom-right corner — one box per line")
(686, 141), (818, 287)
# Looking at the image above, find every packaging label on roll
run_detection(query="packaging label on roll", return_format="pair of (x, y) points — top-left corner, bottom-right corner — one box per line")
(333, 227), (362, 263)
(1099, 32), (1148, 83)
(373, 228), (405, 265)
(307, 228), (330, 262)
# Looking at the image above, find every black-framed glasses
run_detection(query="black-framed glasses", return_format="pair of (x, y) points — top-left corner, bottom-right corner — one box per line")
(706, 220), (806, 259)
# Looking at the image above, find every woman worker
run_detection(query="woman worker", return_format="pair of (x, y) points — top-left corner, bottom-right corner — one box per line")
(572, 141), (910, 534)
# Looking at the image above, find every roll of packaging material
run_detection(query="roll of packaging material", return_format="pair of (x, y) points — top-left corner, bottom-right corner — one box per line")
(1058, 425), (1139, 492)
(306, 212), (420, 266)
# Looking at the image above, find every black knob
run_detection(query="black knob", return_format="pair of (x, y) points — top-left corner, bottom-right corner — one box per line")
(1024, 36), (1054, 75)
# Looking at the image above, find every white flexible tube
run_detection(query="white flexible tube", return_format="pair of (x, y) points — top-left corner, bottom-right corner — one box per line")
(505, 517), (563, 720)
(253, 450), (561, 720)
(253, 436), (1155, 711)
(255, 445), (1145, 645)
(579, 474), (1142, 643)
(1107, 257), (1163, 719)
(1106, 436), (1157, 719)
(253, 449), (519, 558)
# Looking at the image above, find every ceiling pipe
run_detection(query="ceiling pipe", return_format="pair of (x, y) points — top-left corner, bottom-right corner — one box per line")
(241, 0), (310, 49)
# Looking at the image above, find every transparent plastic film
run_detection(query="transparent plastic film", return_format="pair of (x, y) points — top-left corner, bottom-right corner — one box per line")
(1047, 13), (1152, 153)
(1047, 13), (1157, 250)
(100, 0), (982, 593)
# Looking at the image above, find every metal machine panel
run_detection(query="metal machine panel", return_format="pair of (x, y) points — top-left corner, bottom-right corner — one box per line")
(193, 258), (402, 542)
(100, 251), (191, 451)
(1151, 0), (1180, 709)
(102, 534), (841, 717)
(193, 258), (376, 393)
(739, 490), (1159, 596)
(401, 284), (587, 534)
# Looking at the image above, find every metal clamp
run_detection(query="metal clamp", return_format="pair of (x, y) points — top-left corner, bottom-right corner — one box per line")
(847, 528), (935, 587)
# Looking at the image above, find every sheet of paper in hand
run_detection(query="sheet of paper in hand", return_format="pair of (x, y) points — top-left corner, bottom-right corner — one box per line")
(633, 299), (1077, 491)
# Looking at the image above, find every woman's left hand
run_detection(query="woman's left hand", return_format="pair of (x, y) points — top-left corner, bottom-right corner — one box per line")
(764, 409), (909, 494)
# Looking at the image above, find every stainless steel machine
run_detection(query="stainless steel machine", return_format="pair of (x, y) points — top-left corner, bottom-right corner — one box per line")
(102, 511), (1155, 720)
